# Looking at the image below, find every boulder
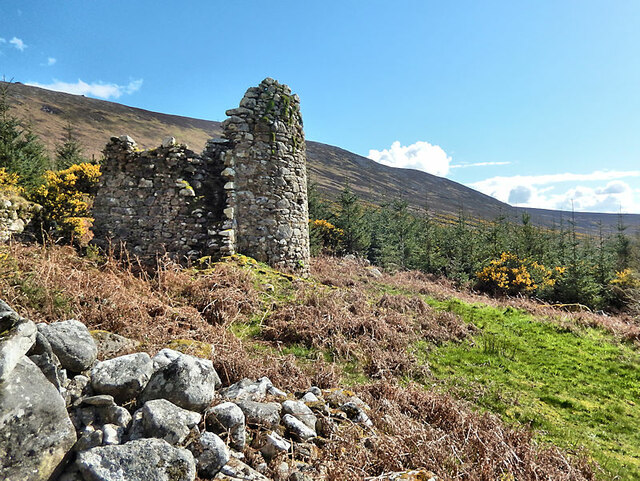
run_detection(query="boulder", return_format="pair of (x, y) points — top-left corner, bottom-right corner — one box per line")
(0, 299), (37, 383)
(0, 357), (76, 481)
(234, 400), (281, 428)
(197, 431), (230, 478)
(38, 320), (97, 373)
(205, 401), (246, 450)
(91, 352), (153, 402)
(140, 349), (219, 411)
(137, 399), (201, 445)
(91, 330), (140, 358)
(76, 438), (196, 481)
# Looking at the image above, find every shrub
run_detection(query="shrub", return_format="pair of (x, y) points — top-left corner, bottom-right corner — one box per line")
(0, 167), (23, 198)
(477, 252), (562, 297)
(310, 219), (344, 255)
(31, 163), (101, 245)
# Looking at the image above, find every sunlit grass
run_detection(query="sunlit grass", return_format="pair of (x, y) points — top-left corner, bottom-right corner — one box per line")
(422, 299), (640, 480)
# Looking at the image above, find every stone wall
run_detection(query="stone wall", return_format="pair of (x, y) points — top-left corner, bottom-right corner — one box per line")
(222, 78), (310, 273)
(92, 136), (228, 262)
(0, 193), (39, 242)
(92, 78), (310, 273)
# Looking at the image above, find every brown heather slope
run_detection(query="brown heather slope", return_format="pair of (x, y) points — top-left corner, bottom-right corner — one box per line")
(0, 243), (596, 480)
(5, 81), (640, 232)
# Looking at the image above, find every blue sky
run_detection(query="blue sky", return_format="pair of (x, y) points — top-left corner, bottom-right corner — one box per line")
(1, 0), (640, 213)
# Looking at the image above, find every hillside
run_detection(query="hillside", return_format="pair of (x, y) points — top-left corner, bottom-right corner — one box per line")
(4, 81), (640, 232)
(4, 243), (640, 479)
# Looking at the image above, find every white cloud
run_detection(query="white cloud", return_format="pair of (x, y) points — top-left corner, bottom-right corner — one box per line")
(469, 172), (640, 213)
(46, 57), (56, 66)
(26, 78), (143, 100)
(368, 140), (452, 176)
(9, 37), (26, 51)
(451, 161), (511, 169)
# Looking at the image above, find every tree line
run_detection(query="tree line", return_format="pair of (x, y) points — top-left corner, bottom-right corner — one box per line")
(309, 182), (640, 311)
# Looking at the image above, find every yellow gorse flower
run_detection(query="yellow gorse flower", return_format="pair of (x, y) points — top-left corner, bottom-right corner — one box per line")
(477, 252), (563, 295)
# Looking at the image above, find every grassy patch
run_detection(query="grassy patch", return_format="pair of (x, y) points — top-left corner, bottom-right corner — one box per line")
(422, 299), (640, 480)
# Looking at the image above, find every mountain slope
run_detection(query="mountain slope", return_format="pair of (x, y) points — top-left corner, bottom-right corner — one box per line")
(5, 81), (639, 232)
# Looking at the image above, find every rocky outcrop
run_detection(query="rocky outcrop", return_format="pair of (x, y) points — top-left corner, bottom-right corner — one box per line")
(0, 301), (436, 481)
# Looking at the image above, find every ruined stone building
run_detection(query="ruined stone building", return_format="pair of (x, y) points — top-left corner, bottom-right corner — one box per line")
(92, 78), (310, 273)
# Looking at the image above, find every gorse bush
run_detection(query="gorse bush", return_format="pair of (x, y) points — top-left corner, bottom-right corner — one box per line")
(476, 252), (563, 297)
(0, 167), (23, 196)
(31, 163), (101, 245)
(310, 219), (343, 255)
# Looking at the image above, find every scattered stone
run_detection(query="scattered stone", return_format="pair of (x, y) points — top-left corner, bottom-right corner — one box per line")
(76, 438), (196, 481)
(216, 456), (270, 480)
(340, 402), (373, 428)
(0, 357), (76, 481)
(82, 394), (116, 407)
(76, 427), (103, 452)
(0, 300), (37, 383)
(101, 424), (122, 445)
(197, 431), (230, 478)
(235, 400), (282, 428)
(140, 349), (219, 411)
(162, 136), (176, 148)
(91, 352), (153, 402)
(221, 377), (272, 401)
(138, 399), (201, 445)
(301, 392), (319, 403)
(259, 431), (291, 461)
(282, 400), (317, 430)
(38, 320), (97, 373)
(206, 401), (246, 450)
(282, 414), (316, 441)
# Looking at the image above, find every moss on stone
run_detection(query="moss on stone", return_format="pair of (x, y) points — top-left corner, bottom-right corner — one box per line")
(165, 339), (213, 359)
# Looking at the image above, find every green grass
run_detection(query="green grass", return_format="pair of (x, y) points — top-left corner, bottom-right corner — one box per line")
(420, 298), (640, 480)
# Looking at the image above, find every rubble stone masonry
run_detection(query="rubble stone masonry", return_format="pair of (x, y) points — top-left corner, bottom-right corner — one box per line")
(92, 79), (310, 274)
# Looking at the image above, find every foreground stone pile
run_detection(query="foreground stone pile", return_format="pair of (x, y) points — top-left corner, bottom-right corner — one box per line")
(0, 300), (434, 481)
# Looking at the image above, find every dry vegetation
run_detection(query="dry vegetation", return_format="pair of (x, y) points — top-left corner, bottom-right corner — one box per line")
(0, 243), (601, 480)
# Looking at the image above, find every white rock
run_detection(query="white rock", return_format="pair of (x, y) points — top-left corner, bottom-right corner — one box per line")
(162, 136), (176, 148)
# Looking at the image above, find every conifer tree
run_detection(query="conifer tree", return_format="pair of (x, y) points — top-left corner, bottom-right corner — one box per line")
(55, 122), (86, 169)
(333, 182), (370, 256)
(0, 82), (50, 190)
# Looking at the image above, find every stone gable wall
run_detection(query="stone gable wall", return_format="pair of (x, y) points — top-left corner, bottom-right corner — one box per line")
(92, 79), (309, 273)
